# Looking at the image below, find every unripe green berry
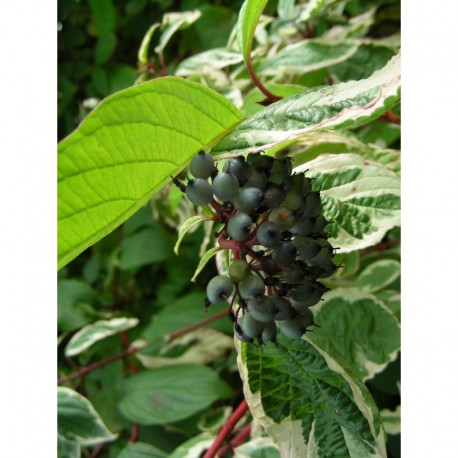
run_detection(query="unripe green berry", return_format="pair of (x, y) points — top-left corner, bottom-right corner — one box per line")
(229, 259), (251, 283)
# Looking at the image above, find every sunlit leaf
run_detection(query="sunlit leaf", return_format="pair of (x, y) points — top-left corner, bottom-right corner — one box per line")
(58, 77), (243, 269)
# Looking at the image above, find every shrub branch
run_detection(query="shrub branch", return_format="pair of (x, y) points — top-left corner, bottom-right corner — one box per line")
(203, 400), (249, 458)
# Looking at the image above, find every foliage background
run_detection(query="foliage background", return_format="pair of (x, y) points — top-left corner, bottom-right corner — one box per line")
(57, 0), (401, 457)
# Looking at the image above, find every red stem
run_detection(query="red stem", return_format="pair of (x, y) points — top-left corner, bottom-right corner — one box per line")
(203, 400), (249, 458)
(89, 443), (104, 458)
(217, 423), (252, 457)
(158, 51), (168, 76)
(168, 309), (228, 339)
(362, 240), (398, 256)
(379, 109), (401, 124)
(129, 423), (140, 443)
(246, 59), (281, 103)
(57, 348), (134, 385)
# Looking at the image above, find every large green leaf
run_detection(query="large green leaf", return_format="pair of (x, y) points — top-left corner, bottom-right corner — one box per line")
(237, 336), (386, 457)
(65, 317), (139, 357)
(237, 0), (269, 63)
(58, 387), (117, 446)
(309, 288), (400, 380)
(118, 365), (232, 425)
(212, 53), (400, 157)
(58, 77), (244, 269)
(296, 153), (400, 252)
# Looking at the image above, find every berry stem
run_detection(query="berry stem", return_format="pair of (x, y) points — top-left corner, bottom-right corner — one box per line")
(203, 400), (249, 458)
(57, 309), (228, 385)
(168, 309), (227, 340)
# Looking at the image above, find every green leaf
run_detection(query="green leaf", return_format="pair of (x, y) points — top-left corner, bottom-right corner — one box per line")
(236, 336), (386, 457)
(95, 33), (117, 66)
(142, 292), (232, 342)
(174, 215), (206, 255)
(107, 64), (138, 93)
(65, 317), (139, 357)
(356, 259), (400, 293)
(191, 246), (223, 282)
(258, 40), (359, 77)
(58, 436), (80, 458)
(58, 279), (99, 332)
(212, 53), (400, 157)
(289, 130), (400, 170)
(242, 83), (307, 117)
(234, 437), (281, 458)
(380, 406), (400, 435)
(237, 0), (269, 63)
(138, 23), (160, 64)
(374, 290), (400, 321)
(118, 442), (167, 458)
(334, 251), (360, 279)
(169, 432), (216, 458)
(120, 226), (172, 270)
(89, 0), (116, 35)
(84, 360), (125, 433)
(296, 153), (400, 252)
(297, 0), (325, 23)
(277, 0), (296, 20)
(309, 288), (400, 380)
(323, 8), (376, 40)
(155, 10), (202, 55)
(175, 48), (244, 77)
(194, 5), (237, 50)
(136, 328), (233, 368)
(58, 76), (244, 269)
(58, 387), (117, 445)
(118, 365), (232, 425)
(330, 45), (395, 82)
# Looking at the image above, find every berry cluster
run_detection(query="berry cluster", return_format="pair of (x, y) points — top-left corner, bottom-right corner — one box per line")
(175, 150), (337, 345)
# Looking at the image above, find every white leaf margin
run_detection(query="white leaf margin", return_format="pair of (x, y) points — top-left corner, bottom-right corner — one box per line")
(310, 287), (401, 381)
(295, 153), (401, 253)
(169, 432), (216, 458)
(65, 317), (139, 357)
(213, 52), (400, 157)
(235, 338), (387, 458)
(136, 328), (234, 369)
(57, 387), (117, 446)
